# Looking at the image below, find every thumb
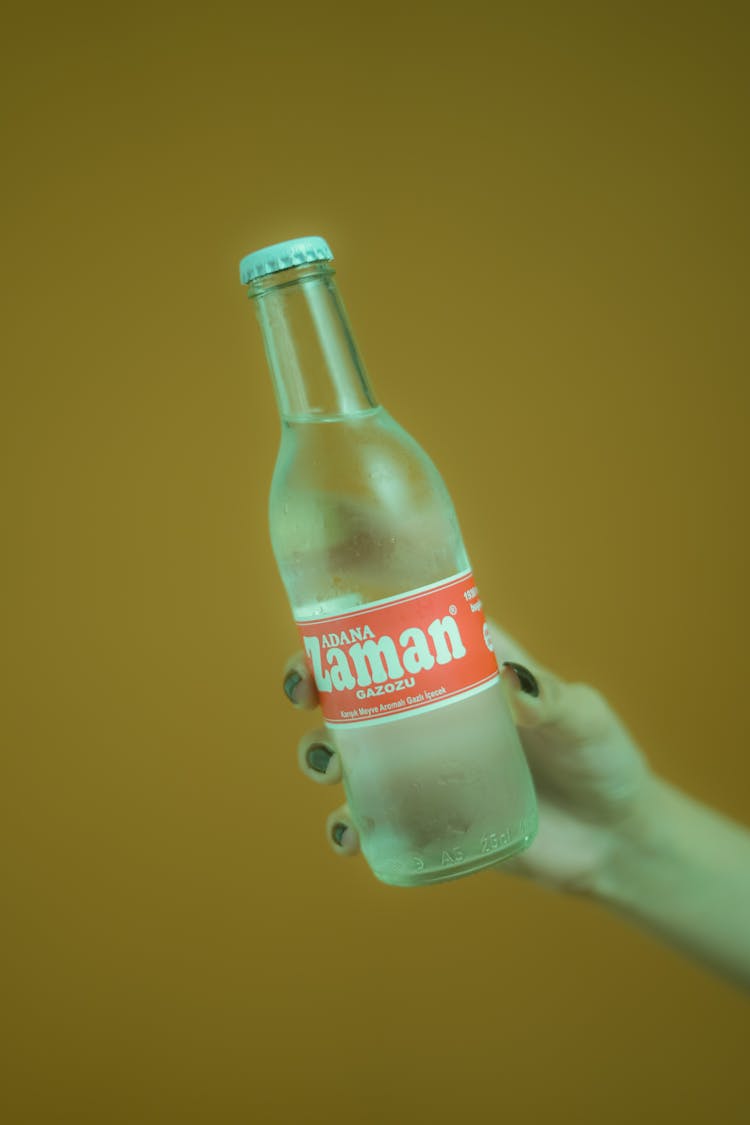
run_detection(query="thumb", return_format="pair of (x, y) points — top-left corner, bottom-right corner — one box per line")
(488, 619), (612, 749)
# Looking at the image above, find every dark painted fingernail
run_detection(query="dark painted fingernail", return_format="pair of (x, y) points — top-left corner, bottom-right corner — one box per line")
(502, 662), (540, 697)
(332, 822), (348, 846)
(306, 744), (333, 773)
(284, 670), (302, 703)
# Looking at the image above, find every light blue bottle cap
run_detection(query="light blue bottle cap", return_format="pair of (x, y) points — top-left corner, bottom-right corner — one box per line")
(239, 236), (334, 284)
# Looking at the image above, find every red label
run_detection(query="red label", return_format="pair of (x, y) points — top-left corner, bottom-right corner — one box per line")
(295, 570), (499, 726)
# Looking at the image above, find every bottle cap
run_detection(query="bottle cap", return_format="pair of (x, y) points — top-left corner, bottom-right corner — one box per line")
(239, 236), (334, 284)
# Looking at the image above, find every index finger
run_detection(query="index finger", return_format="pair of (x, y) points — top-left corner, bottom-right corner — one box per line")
(282, 653), (320, 710)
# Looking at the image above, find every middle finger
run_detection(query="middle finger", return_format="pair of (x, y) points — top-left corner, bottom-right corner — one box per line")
(297, 727), (343, 785)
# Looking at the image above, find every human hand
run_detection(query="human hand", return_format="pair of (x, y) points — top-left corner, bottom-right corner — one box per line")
(284, 619), (653, 895)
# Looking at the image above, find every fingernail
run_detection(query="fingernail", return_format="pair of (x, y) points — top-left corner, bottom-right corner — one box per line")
(306, 744), (333, 774)
(331, 822), (348, 847)
(284, 670), (302, 703)
(502, 661), (540, 697)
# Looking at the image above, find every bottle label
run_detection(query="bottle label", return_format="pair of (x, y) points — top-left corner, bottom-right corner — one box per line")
(295, 569), (499, 727)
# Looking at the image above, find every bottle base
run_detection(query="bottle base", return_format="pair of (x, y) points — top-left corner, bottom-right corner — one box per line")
(371, 830), (536, 888)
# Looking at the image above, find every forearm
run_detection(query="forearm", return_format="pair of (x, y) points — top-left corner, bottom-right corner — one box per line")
(592, 777), (750, 989)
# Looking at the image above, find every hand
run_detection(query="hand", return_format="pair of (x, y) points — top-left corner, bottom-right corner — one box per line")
(284, 619), (653, 895)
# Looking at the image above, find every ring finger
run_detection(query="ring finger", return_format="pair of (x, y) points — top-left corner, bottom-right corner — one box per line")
(325, 802), (360, 857)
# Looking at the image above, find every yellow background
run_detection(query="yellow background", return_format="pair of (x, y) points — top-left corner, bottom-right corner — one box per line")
(2, 3), (748, 1123)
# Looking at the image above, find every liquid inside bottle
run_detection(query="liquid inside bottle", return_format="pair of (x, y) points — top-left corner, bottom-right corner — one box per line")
(271, 406), (537, 885)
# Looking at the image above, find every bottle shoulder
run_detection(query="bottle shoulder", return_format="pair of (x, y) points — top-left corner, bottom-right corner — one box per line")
(269, 407), (468, 609)
(272, 407), (446, 493)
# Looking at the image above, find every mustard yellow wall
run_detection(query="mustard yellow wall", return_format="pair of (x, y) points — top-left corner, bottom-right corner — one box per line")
(2, 3), (748, 1123)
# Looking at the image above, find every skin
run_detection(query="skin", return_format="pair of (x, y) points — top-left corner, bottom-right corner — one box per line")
(285, 620), (750, 989)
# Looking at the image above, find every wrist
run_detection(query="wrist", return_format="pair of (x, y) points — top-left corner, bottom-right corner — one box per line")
(581, 773), (750, 987)
(584, 773), (674, 908)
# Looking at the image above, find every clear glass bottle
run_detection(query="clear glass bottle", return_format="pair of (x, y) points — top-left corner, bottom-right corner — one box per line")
(241, 236), (537, 886)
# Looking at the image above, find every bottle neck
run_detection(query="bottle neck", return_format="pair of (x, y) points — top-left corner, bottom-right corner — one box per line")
(248, 262), (378, 421)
